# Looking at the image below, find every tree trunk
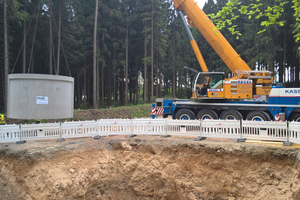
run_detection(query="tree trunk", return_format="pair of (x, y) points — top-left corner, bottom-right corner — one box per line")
(116, 67), (119, 102)
(4, 0), (8, 113)
(148, 73), (150, 101)
(144, 30), (147, 103)
(29, 0), (40, 73)
(155, 52), (158, 98)
(101, 51), (104, 108)
(279, 53), (283, 83)
(93, 0), (98, 109)
(136, 68), (139, 105)
(113, 38), (116, 104)
(56, 1), (61, 75)
(120, 68), (124, 105)
(283, 30), (286, 83)
(125, 10), (129, 106)
(151, 0), (154, 103)
(97, 56), (100, 108)
(158, 55), (161, 98)
(49, 0), (53, 74)
(77, 73), (81, 109)
(84, 57), (87, 109)
(172, 12), (176, 98)
(23, 20), (26, 73)
(130, 85), (132, 102)
(107, 59), (111, 107)
(87, 66), (91, 106)
(295, 59), (299, 87)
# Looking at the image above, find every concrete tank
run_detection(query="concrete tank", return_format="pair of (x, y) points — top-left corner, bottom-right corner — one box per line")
(7, 74), (74, 119)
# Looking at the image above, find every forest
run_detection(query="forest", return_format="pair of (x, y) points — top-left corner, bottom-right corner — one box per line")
(0, 0), (299, 113)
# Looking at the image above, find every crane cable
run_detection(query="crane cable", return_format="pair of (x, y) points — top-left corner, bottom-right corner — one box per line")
(11, 0), (39, 74)
(27, 0), (41, 73)
(50, 6), (71, 76)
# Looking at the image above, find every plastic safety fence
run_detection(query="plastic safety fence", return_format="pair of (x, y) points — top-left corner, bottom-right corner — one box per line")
(289, 122), (300, 144)
(166, 120), (200, 136)
(97, 119), (132, 136)
(133, 119), (166, 135)
(0, 119), (300, 145)
(62, 121), (98, 138)
(0, 124), (20, 143)
(20, 123), (61, 140)
(242, 121), (287, 141)
(200, 120), (241, 138)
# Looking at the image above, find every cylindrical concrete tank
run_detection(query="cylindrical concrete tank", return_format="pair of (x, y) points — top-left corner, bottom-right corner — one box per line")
(8, 74), (74, 119)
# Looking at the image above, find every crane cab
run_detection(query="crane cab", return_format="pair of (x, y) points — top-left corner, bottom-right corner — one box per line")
(192, 72), (225, 99)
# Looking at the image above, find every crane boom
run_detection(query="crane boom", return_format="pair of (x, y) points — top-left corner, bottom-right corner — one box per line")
(178, 11), (208, 72)
(173, 0), (251, 75)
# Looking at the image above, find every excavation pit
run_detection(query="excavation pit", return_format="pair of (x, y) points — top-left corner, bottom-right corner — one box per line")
(0, 136), (300, 200)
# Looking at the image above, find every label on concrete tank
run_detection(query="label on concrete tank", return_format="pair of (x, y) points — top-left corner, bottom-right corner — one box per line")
(36, 96), (49, 105)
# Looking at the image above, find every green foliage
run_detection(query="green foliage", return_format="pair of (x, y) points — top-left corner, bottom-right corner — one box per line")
(7, 0), (30, 24)
(292, 0), (300, 54)
(208, 0), (290, 40)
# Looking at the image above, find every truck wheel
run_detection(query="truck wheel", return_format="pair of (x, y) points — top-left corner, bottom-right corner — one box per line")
(220, 109), (243, 120)
(197, 109), (218, 120)
(262, 111), (272, 121)
(246, 111), (270, 121)
(175, 109), (195, 120)
(289, 113), (300, 122)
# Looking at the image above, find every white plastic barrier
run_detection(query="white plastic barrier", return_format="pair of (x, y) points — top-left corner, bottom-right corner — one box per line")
(62, 121), (98, 138)
(200, 120), (241, 138)
(166, 120), (200, 136)
(242, 121), (287, 141)
(133, 119), (166, 135)
(97, 119), (132, 136)
(0, 119), (299, 145)
(0, 124), (20, 143)
(21, 123), (61, 140)
(289, 122), (300, 144)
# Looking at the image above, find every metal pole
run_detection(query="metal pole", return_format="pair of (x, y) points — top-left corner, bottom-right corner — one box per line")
(57, 122), (65, 142)
(194, 119), (205, 141)
(131, 119), (133, 135)
(283, 121), (292, 146)
(152, 103), (155, 119)
(237, 119), (246, 142)
(19, 124), (21, 141)
(16, 124), (26, 144)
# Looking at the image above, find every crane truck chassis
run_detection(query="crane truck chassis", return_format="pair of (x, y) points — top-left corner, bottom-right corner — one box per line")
(154, 86), (300, 122)
(153, 72), (300, 121)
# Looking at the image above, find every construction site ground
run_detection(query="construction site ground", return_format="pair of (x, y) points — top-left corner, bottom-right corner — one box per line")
(1, 134), (300, 200)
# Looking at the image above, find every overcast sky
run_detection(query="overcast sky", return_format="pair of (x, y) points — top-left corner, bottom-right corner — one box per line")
(194, 0), (207, 9)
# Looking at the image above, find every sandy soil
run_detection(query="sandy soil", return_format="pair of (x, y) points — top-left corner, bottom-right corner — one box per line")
(0, 135), (300, 200)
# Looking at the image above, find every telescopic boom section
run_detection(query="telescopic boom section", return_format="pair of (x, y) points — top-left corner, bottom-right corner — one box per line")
(173, 0), (251, 75)
(178, 11), (208, 72)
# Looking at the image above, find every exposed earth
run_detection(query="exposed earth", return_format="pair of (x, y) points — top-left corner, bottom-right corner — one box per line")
(0, 135), (300, 200)
(1, 105), (300, 199)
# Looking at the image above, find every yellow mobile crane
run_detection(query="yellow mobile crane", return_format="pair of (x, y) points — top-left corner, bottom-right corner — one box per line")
(174, 0), (273, 100)
(154, 0), (300, 121)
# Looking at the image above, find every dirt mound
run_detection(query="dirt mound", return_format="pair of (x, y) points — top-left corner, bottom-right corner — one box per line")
(6, 104), (152, 124)
(73, 104), (152, 121)
(0, 136), (300, 200)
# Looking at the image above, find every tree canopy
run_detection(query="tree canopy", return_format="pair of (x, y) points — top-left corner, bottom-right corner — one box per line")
(0, 0), (299, 112)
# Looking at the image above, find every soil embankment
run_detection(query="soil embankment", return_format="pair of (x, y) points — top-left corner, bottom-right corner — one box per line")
(6, 104), (153, 124)
(0, 136), (300, 200)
